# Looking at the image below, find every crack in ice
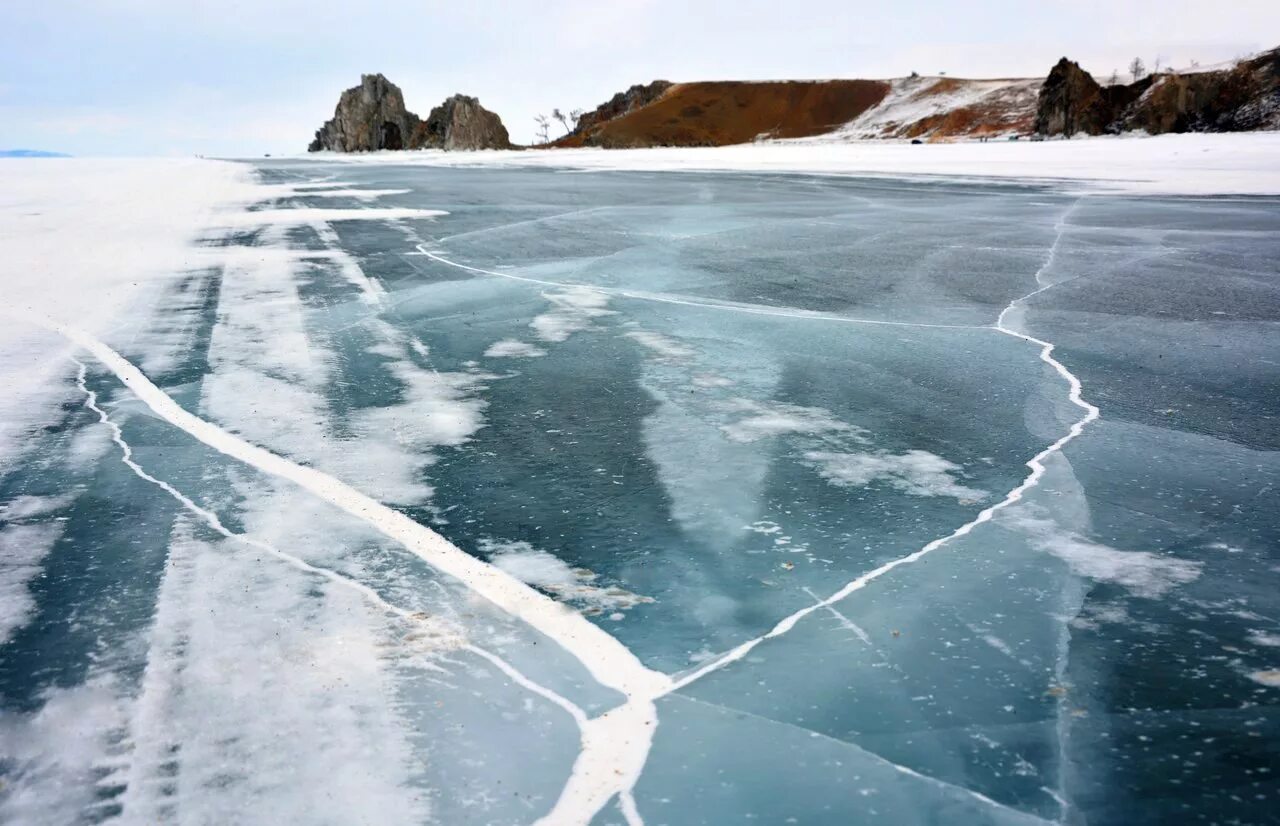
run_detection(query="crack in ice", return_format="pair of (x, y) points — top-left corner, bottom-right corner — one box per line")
(416, 245), (987, 331)
(419, 204), (1098, 819)
(666, 200), (1099, 699)
(0, 311), (670, 826)
(674, 693), (1057, 825)
(73, 358), (606, 799)
(22, 193), (1098, 825)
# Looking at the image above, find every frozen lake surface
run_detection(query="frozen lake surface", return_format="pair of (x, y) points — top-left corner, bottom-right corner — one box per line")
(2, 159), (1278, 825)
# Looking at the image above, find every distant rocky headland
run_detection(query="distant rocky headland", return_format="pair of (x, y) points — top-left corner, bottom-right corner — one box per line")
(308, 46), (1279, 152)
(308, 74), (511, 152)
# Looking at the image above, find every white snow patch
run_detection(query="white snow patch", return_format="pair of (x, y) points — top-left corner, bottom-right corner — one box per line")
(0, 677), (131, 826)
(1248, 630), (1280, 648)
(118, 520), (426, 823)
(1247, 670), (1280, 687)
(835, 75), (1040, 140)
(530, 288), (616, 343)
(720, 398), (864, 444)
(221, 207), (446, 227)
(805, 449), (988, 503)
(0, 493), (76, 522)
(481, 539), (653, 614)
(0, 522), (64, 645)
(623, 330), (696, 360)
(692, 373), (734, 388)
(311, 133), (1280, 196)
(484, 339), (548, 358)
(1010, 514), (1202, 599)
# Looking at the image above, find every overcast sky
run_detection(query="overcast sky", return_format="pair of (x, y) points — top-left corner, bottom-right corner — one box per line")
(3, 0), (1277, 156)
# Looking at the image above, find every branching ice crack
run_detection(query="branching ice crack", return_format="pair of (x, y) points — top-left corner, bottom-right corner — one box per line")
(666, 199), (1099, 695)
(674, 693), (1057, 825)
(73, 357), (593, 732)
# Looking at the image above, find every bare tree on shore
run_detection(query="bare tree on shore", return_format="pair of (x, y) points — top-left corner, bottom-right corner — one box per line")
(534, 114), (550, 144)
(551, 108), (570, 136)
(1129, 57), (1147, 82)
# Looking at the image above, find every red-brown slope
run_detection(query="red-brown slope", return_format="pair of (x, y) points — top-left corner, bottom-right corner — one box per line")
(557, 80), (890, 148)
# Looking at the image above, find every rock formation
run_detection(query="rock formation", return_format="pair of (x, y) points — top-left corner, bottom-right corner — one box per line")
(1036, 48), (1280, 137)
(1034, 59), (1148, 137)
(414, 94), (513, 150)
(309, 76), (513, 152)
(565, 81), (674, 143)
(1124, 49), (1280, 133)
(309, 74), (421, 152)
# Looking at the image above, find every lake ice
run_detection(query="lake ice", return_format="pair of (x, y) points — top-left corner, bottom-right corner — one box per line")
(1, 159), (1277, 825)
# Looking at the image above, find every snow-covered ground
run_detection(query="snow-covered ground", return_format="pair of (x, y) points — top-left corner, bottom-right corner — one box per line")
(309, 131), (1280, 196)
(831, 75), (1041, 140)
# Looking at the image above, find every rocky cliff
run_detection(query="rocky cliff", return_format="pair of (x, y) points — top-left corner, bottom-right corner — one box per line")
(415, 94), (512, 150)
(1036, 48), (1280, 137)
(309, 76), (512, 152)
(557, 81), (673, 145)
(309, 74), (420, 152)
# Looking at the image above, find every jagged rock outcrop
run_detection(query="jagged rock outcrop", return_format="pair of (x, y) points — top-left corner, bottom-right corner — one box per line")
(1036, 48), (1280, 137)
(1035, 59), (1148, 137)
(413, 94), (513, 150)
(309, 74), (421, 152)
(565, 81), (674, 144)
(1123, 49), (1280, 133)
(309, 76), (513, 152)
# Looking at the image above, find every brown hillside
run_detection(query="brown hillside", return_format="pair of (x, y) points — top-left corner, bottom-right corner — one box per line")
(557, 80), (890, 148)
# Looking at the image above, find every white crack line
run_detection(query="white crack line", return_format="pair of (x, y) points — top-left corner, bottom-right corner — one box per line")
(420, 205), (1098, 817)
(665, 200), (1099, 696)
(416, 245), (987, 331)
(1, 311), (670, 826)
(73, 357), (599, 782)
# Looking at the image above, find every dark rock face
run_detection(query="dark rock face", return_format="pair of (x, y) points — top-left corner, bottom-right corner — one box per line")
(1034, 58), (1147, 136)
(414, 94), (513, 150)
(1036, 48), (1280, 137)
(309, 77), (513, 152)
(1124, 49), (1280, 133)
(564, 81), (674, 145)
(581, 81), (674, 131)
(308, 74), (421, 152)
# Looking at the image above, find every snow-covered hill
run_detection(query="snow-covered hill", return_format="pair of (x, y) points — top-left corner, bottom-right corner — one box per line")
(831, 75), (1041, 141)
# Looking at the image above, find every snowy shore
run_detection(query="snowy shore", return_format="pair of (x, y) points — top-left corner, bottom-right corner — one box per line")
(304, 131), (1280, 197)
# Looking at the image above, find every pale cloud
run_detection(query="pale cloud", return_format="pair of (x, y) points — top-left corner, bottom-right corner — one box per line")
(2, 0), (1277, 154)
